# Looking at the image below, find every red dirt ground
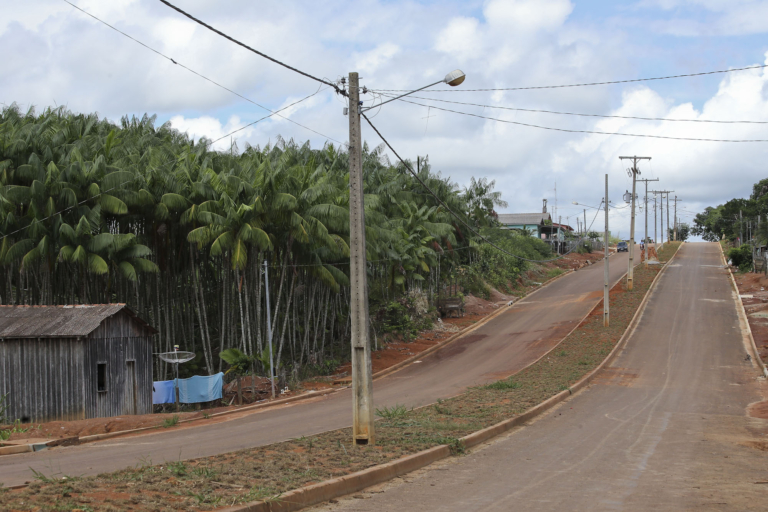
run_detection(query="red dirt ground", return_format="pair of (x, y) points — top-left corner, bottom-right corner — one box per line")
(733, 270), (768, 362)
(1, 251), (605, 444)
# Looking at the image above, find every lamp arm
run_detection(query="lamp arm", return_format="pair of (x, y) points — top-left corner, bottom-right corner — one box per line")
(361, 80), (443, 112)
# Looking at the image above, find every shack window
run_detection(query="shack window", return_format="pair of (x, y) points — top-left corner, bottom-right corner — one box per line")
(97, 363), (107, 392)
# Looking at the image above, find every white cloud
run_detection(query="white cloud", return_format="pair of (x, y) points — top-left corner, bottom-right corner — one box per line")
(169, 115), (252, 151)
(2, 0), (766, 241)
(354, 43), (400, 75)
(484, 0), (573, 33)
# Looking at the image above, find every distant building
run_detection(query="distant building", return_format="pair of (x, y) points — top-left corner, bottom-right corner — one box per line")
(498, 212), (553, 238)
(0, 304), (156, 423)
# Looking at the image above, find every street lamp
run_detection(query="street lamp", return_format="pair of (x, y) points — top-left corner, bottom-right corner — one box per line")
(346, 69), (465, 446)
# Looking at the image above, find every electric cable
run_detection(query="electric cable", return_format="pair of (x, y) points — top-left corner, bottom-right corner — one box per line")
(361, 112), (590, 263)
(376, 96), (768, 143)
(373, 63), (768, 93)
(62, 0), (345, 146)
(157, 0), (341, 93)
(375, 92), (768, 124)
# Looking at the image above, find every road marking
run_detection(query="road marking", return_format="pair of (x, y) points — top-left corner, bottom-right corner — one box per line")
(700, 299), (726, 303)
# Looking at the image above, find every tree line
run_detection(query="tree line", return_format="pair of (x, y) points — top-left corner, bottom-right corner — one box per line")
(0, 104), (551, 382)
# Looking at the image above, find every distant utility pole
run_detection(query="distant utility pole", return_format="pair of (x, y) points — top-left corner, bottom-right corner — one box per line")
(653, 195), (657, 247)
(667, 190), (674, 242)
(347, 72), (375, 446)
(619, 156), (651, 291)
(604, 174), (610, 327)
(583, 209), (587, 238)
(651, 190), (673, 248)
(638, 177), (659, 264)
(673, 196), (681, 241)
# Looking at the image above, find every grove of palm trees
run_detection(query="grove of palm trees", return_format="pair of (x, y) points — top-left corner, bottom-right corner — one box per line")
(0, 104), (552, 384)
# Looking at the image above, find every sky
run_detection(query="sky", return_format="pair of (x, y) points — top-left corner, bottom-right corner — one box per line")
(3, 0), (768, 241)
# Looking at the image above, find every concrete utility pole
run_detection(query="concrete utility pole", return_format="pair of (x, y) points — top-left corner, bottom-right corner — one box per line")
(638, 178), (659, 264)
(673, 196), (680, 241)
(651, 190), (673, 249)
(667, 190), (674, 242)
(653, 195), (657, 247)
(263, 261), (276, 399)
(604, 174), (610, 327)
(740, 210), (743, 247)
(347, 72), (375, 446)
(619, 156), (651, 291)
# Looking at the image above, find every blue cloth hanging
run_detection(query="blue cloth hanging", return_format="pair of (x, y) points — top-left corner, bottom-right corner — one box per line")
(176, 372), (224, 404)
(152, 380), (176, 404)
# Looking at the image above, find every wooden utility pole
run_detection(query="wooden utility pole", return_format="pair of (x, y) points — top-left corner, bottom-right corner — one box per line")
(619, 156), (651, 290)
(638, 177), (659, 264)
(604, 174), (610, 327)
(348, 72), (374, 446)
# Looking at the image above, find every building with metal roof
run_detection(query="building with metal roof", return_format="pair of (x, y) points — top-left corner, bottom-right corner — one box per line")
(497, 213), (552, 236)
(0, 304), (156, 423)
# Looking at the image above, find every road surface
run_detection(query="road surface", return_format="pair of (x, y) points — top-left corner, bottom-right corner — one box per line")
(315, 242), (768, 511)
(0, 251), (636, 486)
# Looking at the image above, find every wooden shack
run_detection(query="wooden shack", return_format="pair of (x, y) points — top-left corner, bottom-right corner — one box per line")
(0, 304), (156, 423)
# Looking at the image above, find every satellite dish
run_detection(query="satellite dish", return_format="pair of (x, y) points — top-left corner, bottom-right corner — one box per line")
(157, 351), (195, 364)
(156, 350), (196, 411)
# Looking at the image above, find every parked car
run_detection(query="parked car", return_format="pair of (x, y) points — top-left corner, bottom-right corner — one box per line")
(617, 241), (629, 252)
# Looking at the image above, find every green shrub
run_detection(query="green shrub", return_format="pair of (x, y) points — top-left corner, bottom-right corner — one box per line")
(727, 245), (753, 271)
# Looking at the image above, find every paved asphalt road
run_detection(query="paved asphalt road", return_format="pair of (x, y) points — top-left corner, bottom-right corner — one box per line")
(315, 243), (768, 512)
(0, 251), (634, 486)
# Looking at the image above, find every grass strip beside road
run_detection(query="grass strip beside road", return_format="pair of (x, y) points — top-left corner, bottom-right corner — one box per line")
(2, 244), (680, 511)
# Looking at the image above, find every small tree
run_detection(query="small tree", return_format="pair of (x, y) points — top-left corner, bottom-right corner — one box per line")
(219, 348), (253, 405)
(668, 223), (691, 242)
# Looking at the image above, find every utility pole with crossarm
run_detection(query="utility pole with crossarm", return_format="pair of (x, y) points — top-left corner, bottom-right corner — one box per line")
(637, 178), (659, 264)
(619, 156), (651, 291)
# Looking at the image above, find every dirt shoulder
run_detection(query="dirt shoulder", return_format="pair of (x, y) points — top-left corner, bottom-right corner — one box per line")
(731, 270), (768, 362)
(0, 248), (669, 511)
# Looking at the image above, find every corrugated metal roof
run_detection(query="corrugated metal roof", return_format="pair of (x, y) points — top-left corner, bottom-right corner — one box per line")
(498, 213), (552, 225)
(0, 304), (155, 338)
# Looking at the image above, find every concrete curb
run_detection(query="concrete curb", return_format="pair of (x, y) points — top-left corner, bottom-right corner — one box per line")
(0, 436), (79, 456)
(220, 445), (451, 512)
(719, 243), (768, 378)
(223, 252), (669, 512)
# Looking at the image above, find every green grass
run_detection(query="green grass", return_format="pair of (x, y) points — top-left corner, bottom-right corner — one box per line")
(375, 404), (409, 420)
(546, 268), (565, 279)
(481, 379), (522, 390)
(161, 415), (179, 428)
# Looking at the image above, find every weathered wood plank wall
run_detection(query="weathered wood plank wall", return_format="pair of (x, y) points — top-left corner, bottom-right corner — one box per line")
(1, 310), (154, 423)
(0, 338), (86, 423)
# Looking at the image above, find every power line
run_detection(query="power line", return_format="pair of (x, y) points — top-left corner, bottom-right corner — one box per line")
(62, 0), (345, 146)
(381, 96), (768, 143)
(0, 89), (325, 243)
(157, 0), (341, 93)
(375, 92), (768, 125)
(361, 112), (587, 263)
(373, 63), (768, 93)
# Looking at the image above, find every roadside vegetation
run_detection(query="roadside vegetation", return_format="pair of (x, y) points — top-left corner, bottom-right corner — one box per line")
(0, 104), (552, 388)
(691, 178), (768, 250)
(0, 244), (680, 511)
